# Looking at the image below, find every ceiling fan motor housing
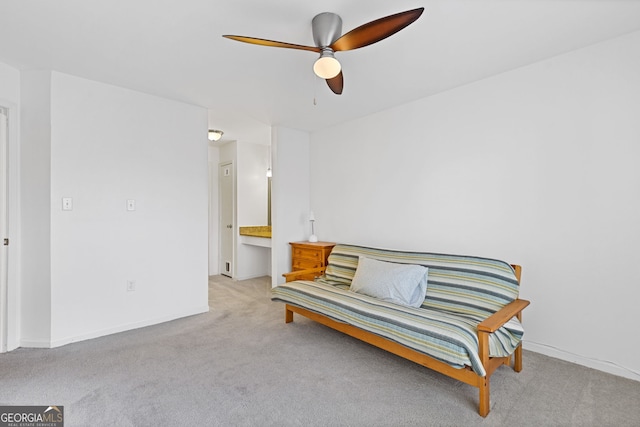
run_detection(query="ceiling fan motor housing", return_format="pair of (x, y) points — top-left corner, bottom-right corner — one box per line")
(312, 12), (342, 47)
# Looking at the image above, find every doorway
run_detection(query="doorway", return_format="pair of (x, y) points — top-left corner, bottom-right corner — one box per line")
(219, 162), (234, 277)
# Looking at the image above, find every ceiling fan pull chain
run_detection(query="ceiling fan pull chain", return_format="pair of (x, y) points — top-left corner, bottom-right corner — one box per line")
(313, 74), (318, 106)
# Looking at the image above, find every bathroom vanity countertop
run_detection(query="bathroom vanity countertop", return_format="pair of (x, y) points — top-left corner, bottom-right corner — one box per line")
(239, 226), (271, 238)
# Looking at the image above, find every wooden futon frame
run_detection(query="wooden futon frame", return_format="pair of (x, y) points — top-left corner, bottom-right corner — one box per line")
(282, 265), (530, 417)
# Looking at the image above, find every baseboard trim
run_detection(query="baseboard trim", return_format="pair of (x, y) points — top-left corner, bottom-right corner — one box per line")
(234, 273), (271, 281)
(19, 339), (52, 348)
(524, 341), (640, 382)
(21, 305), (210, 349)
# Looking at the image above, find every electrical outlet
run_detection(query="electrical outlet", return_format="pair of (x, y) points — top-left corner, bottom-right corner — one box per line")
(126, 280), (136, 292)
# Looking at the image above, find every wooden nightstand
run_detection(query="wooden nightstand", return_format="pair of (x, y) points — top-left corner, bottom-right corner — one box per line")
(290, 241), (336, 271)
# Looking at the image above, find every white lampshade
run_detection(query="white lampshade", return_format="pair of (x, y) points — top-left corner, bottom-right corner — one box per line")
(313, 53), (341, 79)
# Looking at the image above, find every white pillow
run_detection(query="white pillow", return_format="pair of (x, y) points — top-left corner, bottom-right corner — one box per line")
(349, 256), (428, 308)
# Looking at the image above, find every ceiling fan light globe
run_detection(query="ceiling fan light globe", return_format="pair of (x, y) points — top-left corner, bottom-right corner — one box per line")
(313, 56), (341, 79)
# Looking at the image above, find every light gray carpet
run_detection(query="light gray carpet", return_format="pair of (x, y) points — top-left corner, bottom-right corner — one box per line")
(2, 275), (639, 426)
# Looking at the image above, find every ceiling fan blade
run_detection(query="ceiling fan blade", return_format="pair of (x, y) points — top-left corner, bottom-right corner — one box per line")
(326, 71), (344, 95)
(223, 35), (321, 53)
(330, 7), (424, 52)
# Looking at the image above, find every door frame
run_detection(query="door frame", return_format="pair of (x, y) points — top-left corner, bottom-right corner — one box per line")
(0, 106), (8, 352)
(0, 101), (19, 352)
(218, 161), (235, 278)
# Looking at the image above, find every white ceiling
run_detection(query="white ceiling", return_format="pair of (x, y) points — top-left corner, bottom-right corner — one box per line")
(2, 0), (640, 134)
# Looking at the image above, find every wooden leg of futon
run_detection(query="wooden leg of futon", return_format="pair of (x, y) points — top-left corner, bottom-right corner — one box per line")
(514, 311), (524, 372)
(477, 331), (491, 416)
(514, 344), (523, 372)
(285, 306), (293, 323)
(479, 377), (490, 417)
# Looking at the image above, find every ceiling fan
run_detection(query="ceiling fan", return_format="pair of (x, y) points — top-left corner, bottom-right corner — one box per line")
(223, 7), (424, 95)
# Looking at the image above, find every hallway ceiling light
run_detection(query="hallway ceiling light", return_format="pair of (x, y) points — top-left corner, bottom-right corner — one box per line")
(208, 129), (224, 141)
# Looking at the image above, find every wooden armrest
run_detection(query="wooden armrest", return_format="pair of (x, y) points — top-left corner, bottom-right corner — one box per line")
(282, 267), (326, 282)
(477, 299), (530, 333)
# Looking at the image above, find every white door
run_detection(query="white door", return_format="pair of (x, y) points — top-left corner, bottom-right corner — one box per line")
(219, 163), (234, 277)
(0, 107), (8, 352)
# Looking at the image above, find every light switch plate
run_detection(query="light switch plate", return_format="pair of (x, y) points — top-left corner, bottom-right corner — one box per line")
(127, 199), (135, 211)
(62, 197), (73, 211)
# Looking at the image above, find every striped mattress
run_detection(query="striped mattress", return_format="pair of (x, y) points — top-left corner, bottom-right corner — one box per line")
(272, 245), (525, 377)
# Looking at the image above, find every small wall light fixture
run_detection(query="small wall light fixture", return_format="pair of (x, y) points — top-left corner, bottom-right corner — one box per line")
(208, 129), (224, 141)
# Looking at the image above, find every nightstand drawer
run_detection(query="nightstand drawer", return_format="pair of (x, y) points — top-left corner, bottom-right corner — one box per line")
(293, 258), (322, 270)
(293, 247), (322, 261)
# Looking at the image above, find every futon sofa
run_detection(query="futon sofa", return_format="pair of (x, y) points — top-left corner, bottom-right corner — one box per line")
(271, 244), (530, 417)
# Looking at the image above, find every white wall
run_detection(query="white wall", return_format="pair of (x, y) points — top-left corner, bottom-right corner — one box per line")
(208, 144), (220, 275)
(237, 142), (269, 227)
(0, 62), (20, 102)
(20, 70), (52, 346)
(43, 72), (209, 346)
(309, 31), (640, 381)
(271, 126), (310, 286)
(0, 61), (21, 350)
